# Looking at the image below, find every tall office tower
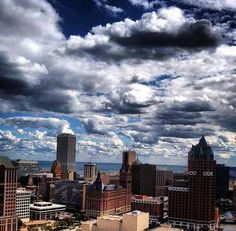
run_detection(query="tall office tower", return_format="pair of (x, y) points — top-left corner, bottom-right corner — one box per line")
(155, 170), (173, 196)
(16, 188), (31, 222)
(51, 160), (62, 178)
(119, 150), (137, 188)
(168, 136), (216, 231)
(56, 133), (76, 173)
(84, 163), (97, 181)
(216, 164), (229, 199)
(132, 161), (156, 196)
(0, 156), (18, 231)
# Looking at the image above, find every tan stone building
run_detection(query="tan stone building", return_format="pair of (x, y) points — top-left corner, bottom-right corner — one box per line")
(81, 211), (149, 231)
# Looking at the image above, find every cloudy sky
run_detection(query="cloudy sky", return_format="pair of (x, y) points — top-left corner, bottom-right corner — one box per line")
(0, 0), (235, 165)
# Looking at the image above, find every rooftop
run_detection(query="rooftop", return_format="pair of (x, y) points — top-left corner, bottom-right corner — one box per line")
(30, 202), (66, 210)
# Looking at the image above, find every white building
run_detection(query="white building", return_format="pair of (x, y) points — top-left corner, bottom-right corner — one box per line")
(16, 188), (31, 222)
(30, 201), (66, 220)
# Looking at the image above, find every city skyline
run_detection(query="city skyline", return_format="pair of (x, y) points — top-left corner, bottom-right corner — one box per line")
(0, 0), (235, 165)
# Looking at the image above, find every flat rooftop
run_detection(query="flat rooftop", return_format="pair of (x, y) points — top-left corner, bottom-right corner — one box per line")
(30, 202), (66, 210)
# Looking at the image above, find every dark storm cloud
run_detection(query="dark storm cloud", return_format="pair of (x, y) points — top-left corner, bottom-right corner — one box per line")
(111, 20), (220, 49)
(67, 18), (222, 62)
(170, 101), (215, 112)
(0, 53), (32, 96)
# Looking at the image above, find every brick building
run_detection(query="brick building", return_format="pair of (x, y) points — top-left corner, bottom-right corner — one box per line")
(86, 151), (134, 217)
(0, 156), (18, 231)
(86, 172), (131, 217)
(131, 195), (164, 223)
(51, 160), (62, 179)
(168, 136), (216, 231)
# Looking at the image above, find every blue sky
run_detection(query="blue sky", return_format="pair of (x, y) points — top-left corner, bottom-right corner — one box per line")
(0, 0), (235, 165)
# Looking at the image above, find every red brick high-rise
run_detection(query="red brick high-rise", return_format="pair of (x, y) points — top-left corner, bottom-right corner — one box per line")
(168, 136), (216, 231)
(51, 160), (62, 178)
(0, 156), (18, 231)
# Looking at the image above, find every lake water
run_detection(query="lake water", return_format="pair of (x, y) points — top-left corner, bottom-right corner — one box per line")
(38, 161), (187, 175)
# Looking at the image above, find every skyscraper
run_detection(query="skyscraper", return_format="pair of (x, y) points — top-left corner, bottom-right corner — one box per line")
(56, 133), (76, 174)
(0, 156), (18, 231)
(119, 150), (137, 188)
(132, 162), (156, 196)
(168, 136), (216, 231)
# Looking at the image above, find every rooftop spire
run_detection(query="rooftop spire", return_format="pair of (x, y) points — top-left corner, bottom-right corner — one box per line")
(198, 136), (208, 147)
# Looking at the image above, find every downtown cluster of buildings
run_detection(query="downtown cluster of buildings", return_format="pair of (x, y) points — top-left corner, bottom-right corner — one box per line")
(0, 133), (235, 231)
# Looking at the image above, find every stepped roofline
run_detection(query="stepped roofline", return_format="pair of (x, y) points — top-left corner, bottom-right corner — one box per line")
(189, 136), (214, 158)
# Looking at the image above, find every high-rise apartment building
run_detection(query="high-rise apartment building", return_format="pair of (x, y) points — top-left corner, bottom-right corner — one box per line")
(132, 162), (156, 196)
(0, 156), (18, 231)
(16, 188), (31, 222)
(168, 136), (216, 231)
(56, 133), (76, 173)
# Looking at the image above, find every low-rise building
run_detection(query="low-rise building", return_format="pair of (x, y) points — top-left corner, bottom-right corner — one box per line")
(30, 201), (66, 220)
(81, 210), (149, 231)
(131, 195), (163, 224)
(16, 188), (31, 222)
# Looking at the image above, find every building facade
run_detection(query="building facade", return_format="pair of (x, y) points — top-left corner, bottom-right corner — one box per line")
(16, 188), (31, 222)
(54, 180), (87, 210)
(15, 159), (41, 178)
(84, 163), (97, 182)
(131, 195), (164, 223)
(0, 156), (18, 231)
(86, 172), (131, 217)
(51, 160), (62, 178)
(168, 136), (216, 231)
(56, 133), (76, 174)
(30, 201), (66, 220)
(216, 164), (229, 199)
(132, 162), (156, 196)
(81, 211), (149, 231)
(155, 170), (173, 196)
(119, 150), (137, 188)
